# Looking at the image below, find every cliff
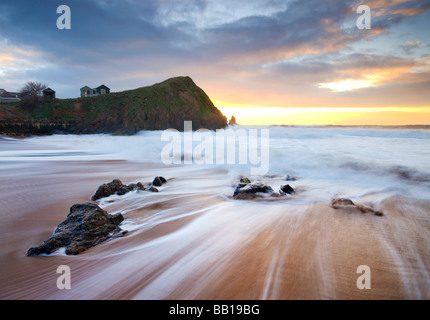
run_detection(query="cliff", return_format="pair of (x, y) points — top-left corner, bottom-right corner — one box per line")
(0, 76), (228, 136)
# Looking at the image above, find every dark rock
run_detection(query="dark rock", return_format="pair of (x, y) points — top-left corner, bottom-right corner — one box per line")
(137, 185), (158, 192)
(240, 177), (251, 184)
(92, 180), (145, 200)
(26, 203), (126, 256)
(331, 198), (355, 207)
(280, 184), (295, 195)
(126, 182), (144, 190)
(109, 212), (124, 225)
(92, 179), (123, 200)
(233, 182), (273, 198)
(0, 119), (78, 137)
(152, 176), (167, 186)
(229, 116), (237, 126)
(232, 177), (252, 192)
(116, 185), (133, 196)
(147, 186), (159, 192)
(331, 198), (384, 216)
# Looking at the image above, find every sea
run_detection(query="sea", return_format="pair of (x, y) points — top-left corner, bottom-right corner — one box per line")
(1, 125), (429, 202)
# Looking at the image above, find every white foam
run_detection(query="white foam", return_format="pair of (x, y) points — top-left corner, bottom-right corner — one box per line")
(1, 126), (429, 202)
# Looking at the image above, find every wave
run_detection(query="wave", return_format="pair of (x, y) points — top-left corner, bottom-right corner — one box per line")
(1, 125), (429, 201)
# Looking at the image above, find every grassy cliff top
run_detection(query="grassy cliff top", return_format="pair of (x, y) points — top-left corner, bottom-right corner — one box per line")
(26, 76), (222, 122)
(3, 76), (228, 134)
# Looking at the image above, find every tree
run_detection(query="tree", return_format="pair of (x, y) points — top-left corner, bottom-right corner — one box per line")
(19, 81), (48, 111)
(20, 81), (48, 98)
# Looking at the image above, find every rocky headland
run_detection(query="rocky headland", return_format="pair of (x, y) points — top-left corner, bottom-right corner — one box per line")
(1, 76), (228, 136)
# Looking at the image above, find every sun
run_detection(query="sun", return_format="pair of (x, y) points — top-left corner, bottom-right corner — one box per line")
(318, 79), (375, 92)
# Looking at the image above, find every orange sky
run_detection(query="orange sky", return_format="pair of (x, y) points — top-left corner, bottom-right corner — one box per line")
(209, 52), (430, 125)
(216, 103), (430, 126)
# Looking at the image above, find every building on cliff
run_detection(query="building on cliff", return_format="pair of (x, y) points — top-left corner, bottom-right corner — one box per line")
(80, 85), (110, 98)
(0, 89), (21, 103)
(43, 88), (56, 100)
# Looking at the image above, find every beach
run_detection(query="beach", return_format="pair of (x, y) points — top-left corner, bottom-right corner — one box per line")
(1, 126), (430, 299)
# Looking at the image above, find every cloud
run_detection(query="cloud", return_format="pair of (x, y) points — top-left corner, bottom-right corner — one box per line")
(400, 40), (421, 54)
(371, 0), (430, 17)
(316, 52), (430, 94)
(0, 0), (428, 112)
(0, 37), (53, 91)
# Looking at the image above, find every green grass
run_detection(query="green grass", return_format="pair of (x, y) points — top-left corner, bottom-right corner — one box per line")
(24, 76), (220, 123)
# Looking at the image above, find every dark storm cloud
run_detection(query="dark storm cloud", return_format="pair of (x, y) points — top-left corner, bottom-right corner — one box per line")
(0, 0), (197, 64)
(199, 0), (357, 63)
(0, 0), (359, 68)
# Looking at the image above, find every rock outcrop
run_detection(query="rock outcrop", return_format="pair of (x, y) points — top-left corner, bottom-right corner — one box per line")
(233, 177), (274, 199)
(152, 176), (167, 187)
(92, 177), (165, 200)
(26, 203), (126, 256)
(92, 179), (125, 200)
(280, 184), (295, 195)
(228, 115), (237, 126)
(0, 119), (78, 137)
(146, 186), (159, 192)
(233, 177), (298, 199)
(285, 175), (298, 181)
(331, 198), (384, 216)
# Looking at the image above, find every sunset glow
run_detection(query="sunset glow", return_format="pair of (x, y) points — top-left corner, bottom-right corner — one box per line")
(318, 79), (375, 92)
(217, 103), (430, 126)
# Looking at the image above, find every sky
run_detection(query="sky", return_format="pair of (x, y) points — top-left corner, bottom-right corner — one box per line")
(0, 0), (429, 125)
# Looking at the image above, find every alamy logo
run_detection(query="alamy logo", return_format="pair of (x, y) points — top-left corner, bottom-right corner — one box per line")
(57, 5), (71, 30)
(356, 5), (371, 30)
(356, 265), (371, 289)
(56, 265), (71, 290)
(161, 121), (270, 175)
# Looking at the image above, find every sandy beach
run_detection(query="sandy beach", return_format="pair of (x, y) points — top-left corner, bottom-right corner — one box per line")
(1, 154), (429, 299)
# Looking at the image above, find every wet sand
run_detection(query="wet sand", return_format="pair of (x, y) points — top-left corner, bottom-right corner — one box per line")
(1, 160), (430, 300)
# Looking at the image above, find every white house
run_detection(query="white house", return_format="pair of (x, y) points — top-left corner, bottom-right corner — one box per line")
(80, 85), (110, 98)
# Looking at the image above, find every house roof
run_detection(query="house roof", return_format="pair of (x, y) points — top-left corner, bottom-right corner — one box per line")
(80, 86), (92, 90)
(0, 89), (16, 98)
(96, 84), (109, 90)
(43, 88), (55, 93)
